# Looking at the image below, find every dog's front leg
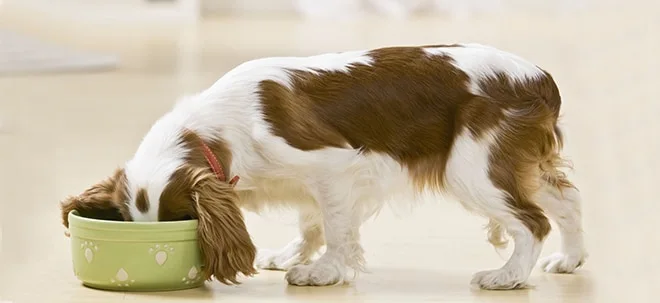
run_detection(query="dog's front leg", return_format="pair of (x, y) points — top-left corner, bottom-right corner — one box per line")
(257, 207), (325, 271)
(285, 180), (364, 286)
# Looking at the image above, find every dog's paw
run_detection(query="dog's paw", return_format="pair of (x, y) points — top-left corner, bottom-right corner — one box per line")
(540, 252), (586, 274)
(256, 248), (308, 271)
(285, 261), (344, 286)
(471, 268), (529, 290)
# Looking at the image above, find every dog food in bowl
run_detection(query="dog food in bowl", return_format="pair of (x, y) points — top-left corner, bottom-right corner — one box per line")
(67, 210), (204, 291)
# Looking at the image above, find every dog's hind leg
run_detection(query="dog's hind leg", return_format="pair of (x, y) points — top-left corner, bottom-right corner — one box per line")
(536, 173), (588, 273)
(444, 127), (551, 290)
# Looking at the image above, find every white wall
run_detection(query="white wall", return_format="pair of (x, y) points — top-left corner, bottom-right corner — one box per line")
(201, 0), (617, 19)
(4, 0), (201, 24)
(202, 0), (295, 16)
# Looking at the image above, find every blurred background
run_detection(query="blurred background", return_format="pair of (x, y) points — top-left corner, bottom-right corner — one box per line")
(0, 0), (629, 81)
(0, 0), (658, 302)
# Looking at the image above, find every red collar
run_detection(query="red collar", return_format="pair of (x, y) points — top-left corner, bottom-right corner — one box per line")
(198, 139), (240, 186)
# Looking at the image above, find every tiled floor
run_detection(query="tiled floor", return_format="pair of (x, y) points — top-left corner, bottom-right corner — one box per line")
(1, 2), (658, 302)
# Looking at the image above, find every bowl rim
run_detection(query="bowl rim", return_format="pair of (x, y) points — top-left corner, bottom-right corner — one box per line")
(68, 210), (198, 232)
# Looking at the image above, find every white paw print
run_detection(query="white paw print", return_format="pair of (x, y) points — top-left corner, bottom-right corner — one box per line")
(181, 266), (201, 285)
(110, 268), (135, 287)
(148, 244), (175, 266)
(80, 241), (99, 263)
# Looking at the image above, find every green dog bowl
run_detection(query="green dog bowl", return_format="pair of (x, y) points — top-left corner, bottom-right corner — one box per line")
(67, 210), (204, 291)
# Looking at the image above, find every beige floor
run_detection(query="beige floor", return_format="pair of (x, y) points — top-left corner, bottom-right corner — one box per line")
(1, 2), (659, 303)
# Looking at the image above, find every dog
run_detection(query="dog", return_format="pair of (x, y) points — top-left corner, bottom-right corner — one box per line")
(60, 43), (587, 290)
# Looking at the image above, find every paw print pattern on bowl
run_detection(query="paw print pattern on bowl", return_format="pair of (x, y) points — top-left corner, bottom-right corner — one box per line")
(80, 241), (99, 263)
(110, 268), (135, 287)
(149, 244), (175, 266)
(181, 266), (201, 285)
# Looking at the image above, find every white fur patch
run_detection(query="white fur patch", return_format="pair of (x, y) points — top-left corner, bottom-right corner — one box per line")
(124, 111), (190, 222)
(443, 127), (509, 216)
(213, 50), (373, 90)
(423, 43), (544, 96)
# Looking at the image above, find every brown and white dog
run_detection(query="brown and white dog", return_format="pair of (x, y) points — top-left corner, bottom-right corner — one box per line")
(60, 43), (587, 290)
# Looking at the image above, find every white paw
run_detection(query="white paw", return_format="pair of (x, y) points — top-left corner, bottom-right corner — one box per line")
(540, 252), (586, 273)
(256, 248), (308, 271)
(285, 261), (345, 286)
(471, 268), (528, 290)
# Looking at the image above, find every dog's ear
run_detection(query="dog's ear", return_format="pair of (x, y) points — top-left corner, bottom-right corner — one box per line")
(192, 173), (257, 284)
(60, 168), (129, 227)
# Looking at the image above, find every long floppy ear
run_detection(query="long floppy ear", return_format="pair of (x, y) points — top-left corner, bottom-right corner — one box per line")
(60, 168), (129, 228)
(192, 174), (257, 284)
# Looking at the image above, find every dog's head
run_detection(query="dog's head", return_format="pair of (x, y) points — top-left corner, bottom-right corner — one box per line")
(60, 130), (257, 284)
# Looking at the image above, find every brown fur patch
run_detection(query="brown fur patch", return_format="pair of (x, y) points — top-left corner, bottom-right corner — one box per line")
(191, 170), (257, 284)
(258, 45), (566, 241)
(482, 73), (564, 241)
(60, 168), (131, 227)
(158, 130), (257, 284)
(158, 129), (234, 221)
(158, 167), (196, 222)
(135, 188), (150, 213)
(259, 46), (485, 190)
